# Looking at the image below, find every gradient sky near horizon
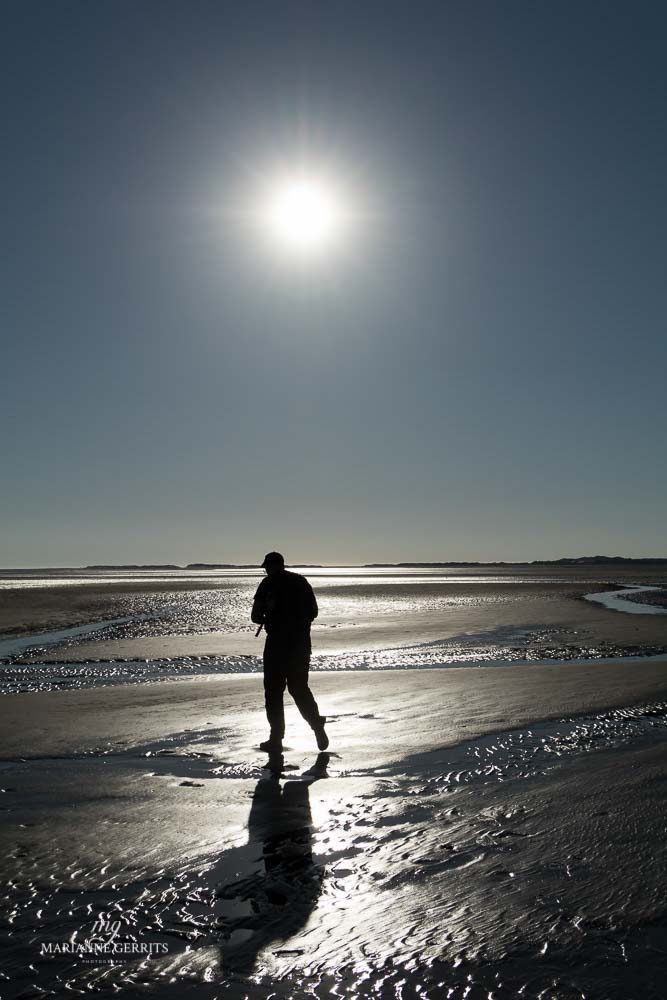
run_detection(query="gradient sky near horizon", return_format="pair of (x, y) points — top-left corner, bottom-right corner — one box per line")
(3, 1), (667, 567)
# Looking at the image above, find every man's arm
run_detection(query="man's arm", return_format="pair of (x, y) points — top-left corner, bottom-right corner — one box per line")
(251, 582), (266, 626)
(306, 581), (318, 622)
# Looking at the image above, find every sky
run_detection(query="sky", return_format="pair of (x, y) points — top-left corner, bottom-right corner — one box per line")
(3, 0), (667, 567)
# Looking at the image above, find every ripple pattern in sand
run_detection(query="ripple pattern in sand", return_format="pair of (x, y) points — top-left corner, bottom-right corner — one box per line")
(3, 703), (667, 998)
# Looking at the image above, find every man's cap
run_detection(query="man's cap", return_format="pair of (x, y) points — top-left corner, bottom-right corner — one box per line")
(261, 551), (285, 568)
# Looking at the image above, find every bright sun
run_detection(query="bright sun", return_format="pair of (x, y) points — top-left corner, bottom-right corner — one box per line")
(262, 176), (345, 255)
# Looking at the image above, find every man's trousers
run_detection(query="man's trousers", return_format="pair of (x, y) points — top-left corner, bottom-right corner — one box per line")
(263, 636), (322, 740)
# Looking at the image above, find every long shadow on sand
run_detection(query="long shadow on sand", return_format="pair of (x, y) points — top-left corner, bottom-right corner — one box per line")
(215, 752), (329, 973)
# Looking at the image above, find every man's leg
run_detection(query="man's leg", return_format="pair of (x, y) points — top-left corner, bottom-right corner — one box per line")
(263, 647), (287, 744)
(286, 649), (327, 747)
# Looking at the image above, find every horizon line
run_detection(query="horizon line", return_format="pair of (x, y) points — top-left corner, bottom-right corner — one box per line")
(2, 555), (667, 572)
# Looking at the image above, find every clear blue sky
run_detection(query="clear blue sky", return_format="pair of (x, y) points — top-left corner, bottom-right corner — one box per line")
(3, 1), (666, 566)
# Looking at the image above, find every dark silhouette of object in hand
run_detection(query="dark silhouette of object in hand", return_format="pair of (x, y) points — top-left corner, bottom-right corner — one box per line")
(252, 552), (328, 751)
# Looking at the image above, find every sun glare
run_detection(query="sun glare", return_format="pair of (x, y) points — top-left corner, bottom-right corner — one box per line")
(262, 176), (345, 255)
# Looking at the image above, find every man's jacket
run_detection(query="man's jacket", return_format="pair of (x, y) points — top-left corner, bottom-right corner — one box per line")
(251, 570), (318, 646)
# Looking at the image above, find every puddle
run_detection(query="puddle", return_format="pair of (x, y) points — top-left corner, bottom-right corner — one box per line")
(584, 586), (667, 616)
(0, 614), (157, 661)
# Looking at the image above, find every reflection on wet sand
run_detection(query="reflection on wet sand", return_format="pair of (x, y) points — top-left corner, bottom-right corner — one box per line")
(5, 565), (667, 693)
(4, 699), (667, 999)
(216, 752), (330, 972)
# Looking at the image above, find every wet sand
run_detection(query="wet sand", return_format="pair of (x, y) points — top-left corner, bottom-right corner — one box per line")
(3, 658), (667, 759)
(2, 659), (667, 998)
(5, 570), (667, 673)
(0, 578), (223, 637)
(2, 565), (666, 640)
(16, 594), (667, 664)
(3, 567), (667, 997)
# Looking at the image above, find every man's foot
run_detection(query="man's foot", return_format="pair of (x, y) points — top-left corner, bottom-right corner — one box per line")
(314, 717), (329, 751)
(259, 738), (283, 753)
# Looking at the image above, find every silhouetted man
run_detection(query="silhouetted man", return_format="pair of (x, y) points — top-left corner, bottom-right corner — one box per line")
(251, 552), (328, 752)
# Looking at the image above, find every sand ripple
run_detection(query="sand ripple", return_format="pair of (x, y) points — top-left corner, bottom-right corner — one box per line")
(3, 703), (667, 998)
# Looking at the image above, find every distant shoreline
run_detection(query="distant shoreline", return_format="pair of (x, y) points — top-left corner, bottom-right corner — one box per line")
(1, 556), (666, 572)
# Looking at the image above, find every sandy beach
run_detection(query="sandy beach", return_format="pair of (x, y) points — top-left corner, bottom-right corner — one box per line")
(3, 656), (667, 998)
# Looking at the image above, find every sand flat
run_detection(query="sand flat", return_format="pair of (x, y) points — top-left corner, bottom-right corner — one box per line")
(2, 658), (667, 760)
(5, 566), (667, 668)
(3, 571), (667, 999)
(2, 659), (667, 998)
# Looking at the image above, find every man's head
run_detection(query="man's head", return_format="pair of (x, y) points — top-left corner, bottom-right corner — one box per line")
(261, 551), (285, 575)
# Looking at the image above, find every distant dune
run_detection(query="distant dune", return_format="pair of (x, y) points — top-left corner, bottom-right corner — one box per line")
(365, 556), (667, 567)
